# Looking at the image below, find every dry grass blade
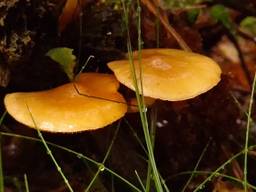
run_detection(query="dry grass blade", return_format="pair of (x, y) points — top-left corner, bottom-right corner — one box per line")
(141, 0), (191, 51)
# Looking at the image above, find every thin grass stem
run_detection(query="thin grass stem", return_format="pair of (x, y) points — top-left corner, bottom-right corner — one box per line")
(136, 0), (145, 105)
(0, 135), (3, 192)
(135, 170), (146, 192)
(111, 175), (115, 192)
(160, 175), (170, 192)
(36, 131), (74, 192)
(85, 121), (121, 192)
(77, 0), (83, 66)
(193, 145), (256, 191)
(243, 73), (256, 192)
(76, 55), (95, 78)
(120, 1), (164, 191)
(0, 132), (141, 192)
(181, 138), (211, 192)
(155, 7), (160, 48)
(73, 82), (136, 107)
(84, 165), (104, 191)
(24, 174), (30, 192)
(124, 118), (147, 154)
(171, 170), (256, 190)
(104, 167), (142, 192)
(141, 0), (191, 51)
(0, 112), (6, 126)
(145, 107), (157, 192)
(0, 111), (6, 192)
(230, 93), (254, 123)
(26, 104), (74, 192)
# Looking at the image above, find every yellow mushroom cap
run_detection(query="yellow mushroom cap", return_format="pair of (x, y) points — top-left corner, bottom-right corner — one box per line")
(4, 73), (127, 133)
(107, 49), (221, 101)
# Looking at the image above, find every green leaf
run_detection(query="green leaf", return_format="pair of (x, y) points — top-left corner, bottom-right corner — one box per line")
(240, 16), (256, 36)
(210, 4), (236, 36)
(161, 0), (208, 10)
(187, 9), (200, 24)
(46, 47), (76, 80)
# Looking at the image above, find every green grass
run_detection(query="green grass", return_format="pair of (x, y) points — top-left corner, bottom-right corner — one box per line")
(0, 112), (6, 192)
(181, 138), (211, 192)
(26, 104), (74, 192)
(193, 145), (255, 191)
(84, 121), (121, 192)
(2, 1), (256, 191)
(170, 170), (256, 190)
(121, 0), (164, 191)
(0, 131), (142, 191)
(190, 74), (256, 191)
(0, 135), (3, 192)
(243, 73), (256, 192)
(230, 74), (256, 192)
(24, 174), (30, 192)
(2, 82), (256, 191)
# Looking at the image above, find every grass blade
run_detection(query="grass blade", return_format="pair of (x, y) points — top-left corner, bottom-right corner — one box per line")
(135, 170), (146, 192)
(193, 144), (256, 191)
(171, 170), (256, 190)
(84, 121), (121, 192)
(145, 107), (157, 192)
(121, 1), (164, 191)
(181, 138), (211, 192)
(26, 105), (74, 192)
(243, 73), (256, 191)
(0, 135), (3, 192)
(0, 111), (7, 192)
(24, 174), (30, 192)
(0, 132), (141, 192)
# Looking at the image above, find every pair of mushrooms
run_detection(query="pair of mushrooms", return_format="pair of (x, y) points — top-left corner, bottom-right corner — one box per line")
(4, 49), (221, 133)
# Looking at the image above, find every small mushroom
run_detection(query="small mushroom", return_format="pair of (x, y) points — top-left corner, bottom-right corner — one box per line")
(4, 73), (127, 132)
(107, 49), (221, 101)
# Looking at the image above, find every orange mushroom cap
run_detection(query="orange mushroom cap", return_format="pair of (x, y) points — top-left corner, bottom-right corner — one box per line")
(127, 96), (156, 113)
(107, 49), (221, 101)
(4, 73), (127, 133)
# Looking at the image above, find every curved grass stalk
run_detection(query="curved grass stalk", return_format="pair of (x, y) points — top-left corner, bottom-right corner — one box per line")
(84, 121), (121, 192)
(26, 105), (74, 192)
(37, 130), (74, 192)
(190, 74), (256, 192)
(243, 73), (256, 192)
(170, 170), (256, 191)
(135, 170), (146, 192)
(141, 0), (191, 51)
(24, 174), (30, 192)
(0, 132), (142, 192)
(0, 136), (3, 192)
(0, 112), (6, 192)
(120, 1), (164, 191)
(193, 145), (256, 191)
(145, 108), (157, 192)
(181, 138), (211, 192)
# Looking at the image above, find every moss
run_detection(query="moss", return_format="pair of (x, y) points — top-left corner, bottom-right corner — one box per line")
(0, 0), (19, 26)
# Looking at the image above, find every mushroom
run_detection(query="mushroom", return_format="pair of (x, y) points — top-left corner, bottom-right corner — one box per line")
(4, 73), (127, 132)
(107, 48), (221, 101)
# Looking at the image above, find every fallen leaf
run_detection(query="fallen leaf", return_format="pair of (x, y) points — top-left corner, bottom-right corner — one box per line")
(46, 47), (76, 80)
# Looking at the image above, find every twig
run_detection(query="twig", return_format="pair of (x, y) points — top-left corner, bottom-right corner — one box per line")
(141, 0), (191, 51)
